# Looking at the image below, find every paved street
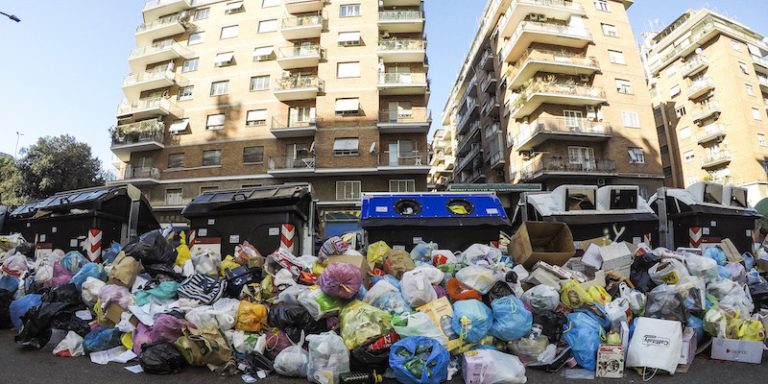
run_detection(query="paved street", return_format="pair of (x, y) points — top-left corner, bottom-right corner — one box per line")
(0, 331), (764, 384)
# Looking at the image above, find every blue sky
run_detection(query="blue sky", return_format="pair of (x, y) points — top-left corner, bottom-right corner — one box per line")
(0, 0), (765, 171)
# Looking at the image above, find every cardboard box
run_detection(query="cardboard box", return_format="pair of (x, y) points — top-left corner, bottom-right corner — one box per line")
(711, 338), (764, 364)
(417, 297), (460, 351)
(679, 327), (697, 366)
(719, 239), (744, 263)
(579, 236), (612, 251)
(599, 242), (635, 271)
(596, 345), (625, 378)
(105, 303), (139, 327)
(510, 222), (576, 269)
(326, 254), (372, 285)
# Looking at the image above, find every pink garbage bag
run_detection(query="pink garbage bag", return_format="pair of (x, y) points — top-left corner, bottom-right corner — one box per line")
(98, 284), (134, 310)
(49, 262), (74, 287)
(317, 263), (362, 299)
(150, 314), (185, 344)
(132, 323), (152, 355)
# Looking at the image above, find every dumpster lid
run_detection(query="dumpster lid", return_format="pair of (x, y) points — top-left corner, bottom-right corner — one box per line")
(447, 183), (542, 193)
(360, 192), (510, 227)
(648, 182), (760, 217)
(181, 183), (312, 217)
(525, 185), (656, 218)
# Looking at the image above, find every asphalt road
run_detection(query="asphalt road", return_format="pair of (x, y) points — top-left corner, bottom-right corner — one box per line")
(0, 330), (765, 384)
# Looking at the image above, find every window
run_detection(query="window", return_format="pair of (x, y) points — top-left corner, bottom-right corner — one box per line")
(289, 106), (316, 126)
(210, 81), (229, 96)
(262, 0), (280, 7)
(746, 83), (754, 96)
(389, 179), (415, 193)
(250, 75), (271, 91)
(337, 62), (360, 78)
(684, 150), (695, 163)
(188, 31), (204, 45)
(622, 111), (640, 128)
(594, 0), (609, 11)
(213, 52), (235, 67)
(615, 78), (632, 94)
(340, 4), (361, 17)
(165, 189), (183, 205)
(759, 134), (767, 147)
(202, 150), (222, 166)
(731, 39), (742, 52)
(665, 66), (676, 78)
(182, 58), (199, 73)
(258, 19), (278, 33)
(220, 25), (239, 39)
(169, 119), (189, 134)
(336, 180), (361, 201)
(753, 107), (763, 120)
(675, 105), (686, 118)
(177, 85), (194, 101)
(628, 148), (645, 164)
(168, 153), (184, 169)
(563, 110), (584, 129)
(335, 98), (360, 115)
(333, 138), (359, 156)
(225, 1), (244, 14)
(193, 8), (209, 20)
(568, 146), (595, 167)
(243, 146), (264, 163)
(206, 114), (225, 130)
(670, 84), (681, 98)
(253, 46), (273, 61)
(601, 23), (618, 37)
(200, 186), (219, 194)
(663, 167), (673, 178)
(338, 31), (362, 46)
(608, 50), (625, 64)
(679, 126), (691, 139)
(246, 109), (268, 126)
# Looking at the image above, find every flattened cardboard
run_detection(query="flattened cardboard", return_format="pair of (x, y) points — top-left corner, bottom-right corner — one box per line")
(710, 338), (764, 364)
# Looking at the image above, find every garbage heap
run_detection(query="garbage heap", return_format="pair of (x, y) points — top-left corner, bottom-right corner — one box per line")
(0, 223), (766, 383)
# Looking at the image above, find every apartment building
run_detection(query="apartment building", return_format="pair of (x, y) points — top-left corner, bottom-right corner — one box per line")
(427, 128), (455, 190)
(442, 0), (663, 196)
(109, 0), (431, 232)
(642, 9), (768, 205)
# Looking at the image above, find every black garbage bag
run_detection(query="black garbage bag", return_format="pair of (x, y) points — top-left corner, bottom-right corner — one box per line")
(749, 278), (768, 310)
(15, 302), (72, 349)
(645, 286), (688, 322)
(630, 251), (661, 293)
(225, 266), (262, 298)
(0, 289), (13, 329)
(54, 314), (91, 337)
(532, 310), (567, 343)
(140, 342), (187, 375)
(243, 352), (273, 375)
(42, 283), (80, 306)
(14, 243), (35, 259)
(123, 230), (177, 267)
(142, 264), (185, 281)
(350, 336), (395, 372)
(483, 281), (515, 306)
(24, 277), (46, 295)
(267, 304), (328, 342)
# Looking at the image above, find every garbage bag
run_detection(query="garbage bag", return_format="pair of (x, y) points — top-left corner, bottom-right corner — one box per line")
(318, 236), (349, 261)
(175, 232), (191, 268)
(211, 298), (240, 331)
(107, 252), (142, 288)
(0, 289), (13, 329)
(451, 299), (493, 343)
(649, 259), (689, 285)
(410, 242), (436, 263)
(630, 251), (661, 293)
(233, 241), (265, 268)
(455, 265), (500, 294)
(306, 331), (350, 384)
(53, 330), (85, 357)
(563, 312), (603, 371)
(190, 248), (221, 278)
(81, 277), (105, 307)
(235, 300), (268, 332)
(83, 326), (122, 353)
(720, 286), (754, 317)
(15, 302), (73, 349)
(49, 263), (74, 287)
(364, 278), (398, 303)
(61, 251), (89, 274)
(684, 254), (718, 282)
(10, 294), (42, 329)
(43, 283), (81, 306)
(392, 312), (448, 346)
(401, 269), (438, 308)
(267, 304), (328, 342)
(389, 336), (449, 384)
(725, 263), (747, 284)
(0, 275), (19, 294)
(264, 328), (293, 360)
(532, 310), (567, 343)
(98, 284), (134, 310)
(2, 253), (28, 277)
(273, 333), (309, 377)
(150, 314), (185, 344)
(704, 246), (727, 266)
(102, 241), (121, 264)
(489, 295), (532, 341)
(736, 318), (765, 341)
(123, 230), (177, 267)
(298, 287), (345, 321)
(241, 352), (273, 376)
(522, 285), (560, 313)
(446, 278), (482, 302)
(318, 262), (362, 299)
(645, 284), (688, 322)
(135, 281), (179, 306)
(367, 241), (392, 266)
(462, 349), (527, 384)
(173, 327), (233, 369)
(586, 285), (612, 305)
(372, 290), (412, 315)
(707, 278), (739, 300)
(484, 280), (515, 306)
(177, 273), (226, 305)
(350, 332), (399, 371)
(132, 323), (153, 355)
(140, 342), (186, 375)
(462, 244), (502, 266)
(340, 300), (392, 350)
(185, 306), (226, 330)
(384, 249), (415, 279)
(559, 280), (593, 309)
(70, 263), (106, 290)
(225, 265), (261, 298)
(277, 284), (309, 306)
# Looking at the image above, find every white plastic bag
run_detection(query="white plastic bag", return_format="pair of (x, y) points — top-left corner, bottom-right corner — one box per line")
(456, 265), (501, 294)
(191, 248), (221, 277)
(274, 332), (309, 377)
(400, 269), (438, 308)
(34, 264), (54, 284)
(277, 285), (309, 306)
(648, 259), (689, 285)
(363, 279), (399, 305)
(618, 282), (646, 315)
(521, 284), (559, 312)
(684, 254), (718, 282)
(707, 278), (739, 300)
(306, 331), (350, 384)
(212, 298), (240, 330)
(229, 330), (261, 354)
(392, 312), (448, 346)
(462, 244), (502, 266)
(53, 331), (85, 357)
(414, 264), (445, 285)
(184, 305), (221, 329)
(719, 286), (754, 318)
(81, 277), (105, 307)
(605, 298), (629, 328)
(462, 349), (527, 384)
(626, 317), (682, 375)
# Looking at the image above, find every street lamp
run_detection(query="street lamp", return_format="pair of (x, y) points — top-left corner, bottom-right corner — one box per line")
(0, 11), (20, 22)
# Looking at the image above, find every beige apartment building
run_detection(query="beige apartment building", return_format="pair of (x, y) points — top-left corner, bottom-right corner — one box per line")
(642, 9), (768, 205)
(108, 0), (430, 232)
(427, 127), (455, 190)
(442, 0), (663, 197)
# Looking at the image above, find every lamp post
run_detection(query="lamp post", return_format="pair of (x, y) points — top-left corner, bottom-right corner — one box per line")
(0, 11), (20, 22)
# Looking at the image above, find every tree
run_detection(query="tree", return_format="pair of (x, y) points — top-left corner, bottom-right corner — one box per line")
(16, 135), (104, 199)
(0, 156), (25, 207)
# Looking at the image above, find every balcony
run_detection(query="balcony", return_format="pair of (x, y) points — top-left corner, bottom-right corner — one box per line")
(681, 56), (708, 78)
(110, 119), (165, 162)
(510, 81), (607, 119)
(696, 124), (726, 145)
(281, 14), (323, 40)
(499, 0), (586, 40)
(480, 75), (497, 93)
(508, 49), (599, 89)
(753, 56), (768, 75)
(485, 132), (506, 170)
(456, 125), (481, 156)
(122, 70), (187, 99)
(283, 0), (324, 14)
(521, 157), (616, 181)
(378, 108), (431, 133)
(142, 0), (191, 21)
(378, 151), (431, 174)
(378, 72), (429, 95)
(378, 10), (424, 33)
(479, 49), (495, 71)
(692, 102), (722, 124)
(457, 100), (480, 135)
(128, 42), (193, 72)
(687, 77), (715, 100)
(515, 117), (612, 151)
(377, 38), (427, 63)
(381, 0), (422, 5)
(467, 73), (478, 96)
(268, 156), (316, 177)
(276, 45), (322, 69)
(135, 15), (187, 45)
(273, 75), (323, 101)
(116, 97), (183, 120)
(270, 116), (318, 138)
(501, 21), (592, 63)
(122, 166), (161, 185)
(701, 151), (732, 169)
(758, 75), (768, 92)
(455, 145), (483, 173)
(481, 98), (500, 117)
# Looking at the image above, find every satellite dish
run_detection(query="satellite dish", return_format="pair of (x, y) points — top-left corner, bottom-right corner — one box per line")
(695, 48), (703, 55)
(369, 142), (377, 153)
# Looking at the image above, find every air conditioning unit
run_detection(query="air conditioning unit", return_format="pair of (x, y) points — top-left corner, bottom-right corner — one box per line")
(597, 178), (606, 186)
(536, 14), (547, 22)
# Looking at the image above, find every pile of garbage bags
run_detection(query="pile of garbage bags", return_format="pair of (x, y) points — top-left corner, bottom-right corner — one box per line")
(0, 226), (767, 383)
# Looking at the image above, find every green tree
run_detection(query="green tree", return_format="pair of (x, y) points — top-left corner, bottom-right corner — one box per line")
(0, 156), (25, 207)
(17, 135), (104, 199)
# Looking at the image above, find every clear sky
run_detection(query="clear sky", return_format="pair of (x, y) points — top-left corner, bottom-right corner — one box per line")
(0, 0), (765, 171)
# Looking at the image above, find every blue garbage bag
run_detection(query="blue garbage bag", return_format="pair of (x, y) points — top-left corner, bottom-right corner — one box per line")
(743, 252), (755, 271)
(371, 274), (401, 290)
(704, 247), (726, 266)
(102, 241), (122, 263)
(451, 299), (492, 343)
(489, 295), (532, 341)
(134, 281), (180, 306)
(61, 251), (89, 275)
(9, 294), (42, 329)
(371, 291), (412, 315)
(389, 336), (449, 384)
(0, 275), (19, 293)
(70, 263), (107, 290)
(687, 316), (704, 343)
(355, 285), (368, 301)
(563, 312), (603, 371)
(575, 302), (612, 330)
(83, 326), (122, 353)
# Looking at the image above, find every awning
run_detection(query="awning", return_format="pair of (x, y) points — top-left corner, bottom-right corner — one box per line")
(214, 52), (234, 65)
(335, 98), (360, 112)
(169, 119), (189, 133)
(247, 109), (267, 121)
(333, 138), (359, 151)
(253, 46), (273, 57)
(225, 1), (244, 12)
(338, 31), (361, 43)
(207, 114), (225, 126)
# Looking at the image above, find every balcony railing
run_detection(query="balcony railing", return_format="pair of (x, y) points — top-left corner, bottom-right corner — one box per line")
(687, 77), (715, 98)
(510, 49), (599, 79)
(758, 76), (768, 87)
(511, 80), (606, 116)
(692, 101), (721, 123)
(380, 151), (428, 167)
(274, 75), (323, 91)
(696, 124), (726, 144)
(281, 14), (323, 28)
(268, 156), (316, 171)
(521, 157), (616, 179)
(502, 21), (591, 60)
(378, 9), (423, 21)
(479, 49), (495, 70)
(122, 70), (180, 87)
(516, 117), (612, 147)
(456, 145), (482, 172)
(111, 119), (165, 146)
(378, 72), (428, 85)
(681, 55), (708, 77)
(753, 55), (768, 70)
(129, 42), (192, 60)
(510, 0), (585, 14)
(378, 38), (426, 51)
(271, 116), (319, 130)
(701, 151), (732, 168)
(378, 108), (431, 125)
(277, 45), (322, 59)
(144, 0), (189, 11)
(117, 97), (182, 116)
(124, 166), (160, 180)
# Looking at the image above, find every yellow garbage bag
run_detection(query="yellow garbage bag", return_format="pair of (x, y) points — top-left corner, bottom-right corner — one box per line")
(560, 279), (593, 309)
(339, 300), (392, 350)
(367, 241), (392, 265)
(235, 301), (268, 332)
(220, 255), (240, 277)
(175, 231), (191, 268)
(587, 285), (612, 305)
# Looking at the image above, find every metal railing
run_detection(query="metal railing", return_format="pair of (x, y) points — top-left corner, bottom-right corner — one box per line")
(112, 119), (165, 146)
(758, 75), (768, 87)
(456, 145), (482, 172)
(510, 49), (598, 78)
(510, 0), (585, 13)
(515, 116), (612, 146)
(136, 14), (185, 33)
(681, 55), (708, 76)
(479, 49), (494, 69)
(521, 157), (616, 179)
(117, 97), (181, 116)
(696, 124), (726, 143)
(144, 0), (189, 10)
(124, 166), (161, 180)
(378, 72), (428, 85)
(378, 9), (423, 21)
(268, 156), (316, 170)
(281, 14), (323, 28)
(277, 45), (322, 59)
(270, 116), (320, 129)
(380, 151), (429, 167)
(378, 38), (426, 51)
(692, 101), (721, 122)
(701, 151), (732, 167)
(122, 70), (178, 87)
(687, 77), (715, 97)
(378, 108), (431, 124)
(129, 42), (192, 59)
(274, 75), (323, 91)
(512, 81), (606, 114)
(503, 21), (591, 59)
(753, 55), (768, 69)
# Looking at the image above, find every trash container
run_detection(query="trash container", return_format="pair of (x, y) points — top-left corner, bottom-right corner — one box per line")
(360, 192), (511, 251)
(649, 182), (761, 252)
(0, 205), (7, 236)
(181, 183), (317, 257)
(3, 185), (159, 260)
(513, 185), (659, 246)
